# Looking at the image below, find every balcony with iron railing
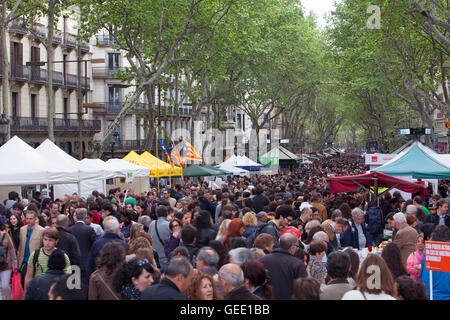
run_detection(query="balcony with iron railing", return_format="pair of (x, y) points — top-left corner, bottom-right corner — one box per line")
(64, 32), (76, 49)
(52, 70), (63, 86)
(96, 34), (114, 46)
(10, 64), (29, 81)
(65, 73), (78, 88)
(8, 20), (27, 36)
(30, 67), (48, 84)
(80, 42), (90, 53)
(10, 117), (101, 132)
(92, 67), (123, 78)
(35, 24), (47, 39)
(93, 102), (192, 116)
(52, 31), (63, 45)
(112, 139), (147, 152)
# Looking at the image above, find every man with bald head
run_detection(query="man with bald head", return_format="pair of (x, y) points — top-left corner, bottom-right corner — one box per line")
(259, 233), (307, 299)
(55, 214), (81, 268)
(218, 264), (261, 300)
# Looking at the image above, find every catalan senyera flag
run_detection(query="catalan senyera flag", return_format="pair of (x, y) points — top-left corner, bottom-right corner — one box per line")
(182, 139), (203, 162)
(170, 139), (184, 169)
(445, 116), (450, 131)
(158, 138), (174, 168)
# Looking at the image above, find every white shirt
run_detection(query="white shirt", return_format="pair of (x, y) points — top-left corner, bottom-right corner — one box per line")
(89, 223), (104, 237)
(355, 223), (366, 249)
(342, 290), (396, 300)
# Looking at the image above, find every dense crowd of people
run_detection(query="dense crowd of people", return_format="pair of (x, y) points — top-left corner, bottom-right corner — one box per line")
(0, 154), (449, 300)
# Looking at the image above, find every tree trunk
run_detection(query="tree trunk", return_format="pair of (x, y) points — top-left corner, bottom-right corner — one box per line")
(1, 4), (10, 140)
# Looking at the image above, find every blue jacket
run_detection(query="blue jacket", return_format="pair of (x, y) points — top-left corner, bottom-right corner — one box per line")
(243, 226), (258, 238)
(88, 233), (128, 275)
(342, 218), (366, 249)
(420, 256), (450, 300)
(199, 197), (216, 219)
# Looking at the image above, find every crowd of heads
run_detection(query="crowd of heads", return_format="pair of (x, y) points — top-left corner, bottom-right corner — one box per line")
(1, 153), (449, 300)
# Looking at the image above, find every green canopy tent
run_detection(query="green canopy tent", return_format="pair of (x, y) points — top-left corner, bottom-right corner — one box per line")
(371, 141), (450, 179)
(203, 165), (233, 176)
(183, 165), (232, 177)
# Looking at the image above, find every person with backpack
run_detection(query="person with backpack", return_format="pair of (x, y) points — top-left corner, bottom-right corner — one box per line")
(23, 227), (71, 293)
(24, 249), (67, 300)
(365, 201), (384, 247)
(247, 205), (296, 249)
(0, 230), (17, 300)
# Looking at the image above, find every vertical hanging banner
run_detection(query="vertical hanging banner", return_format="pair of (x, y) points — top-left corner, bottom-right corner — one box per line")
(158, 138), (174, 168)
(170, 139), (184, 168)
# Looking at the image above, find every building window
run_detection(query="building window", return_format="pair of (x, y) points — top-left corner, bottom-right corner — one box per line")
(31, 94), (37, 118)
(11, 92), (19, 117)
(236, 114), (241, 130)
(63, 97), (69, 119)
(108, 52), (120, 71)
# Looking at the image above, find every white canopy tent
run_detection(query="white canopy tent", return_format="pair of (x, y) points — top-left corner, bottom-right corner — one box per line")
(0, 136), (79, 185)
(219, 154), (265, 171)
(36, 139), (102, 180)
(105, 159), (150, 178)
(215, 163), (250, 176)
(36, 140), (107, 199)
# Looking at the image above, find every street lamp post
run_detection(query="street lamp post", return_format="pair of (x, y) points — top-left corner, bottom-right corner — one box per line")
(0, 114), (9, 145)
(110, 131), (119, 159)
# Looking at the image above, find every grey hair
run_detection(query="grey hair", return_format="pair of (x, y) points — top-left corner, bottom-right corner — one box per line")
(393, 212), (406, 224)
(165, 256), (191, 278)
(74, 208), (87, 221)
(351, 208), (364, 218)
(279, 233), (298, 250)
(218, 264), (244, 287)
(228, 248), (255, 265)
(406, 204), (417, 214)
(103, 217), (120, 233)
(312, 231), (328, 242)
(138, 215), (151, 224)
(197, 247), (219, 267)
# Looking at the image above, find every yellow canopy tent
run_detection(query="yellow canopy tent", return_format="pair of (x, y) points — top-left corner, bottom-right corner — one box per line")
(140, 151), (183, 176)
(123, 151), (161, 178)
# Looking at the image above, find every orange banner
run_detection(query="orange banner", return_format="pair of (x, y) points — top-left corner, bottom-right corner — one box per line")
(425, 241), (450, 273)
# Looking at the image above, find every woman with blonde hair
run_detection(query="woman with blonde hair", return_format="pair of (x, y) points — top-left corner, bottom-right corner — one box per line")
(127, 237), (160, 268)
(342, 254), (397, 300)
(128, 223), (144, 245)
(242, 212), (258, 238)
(215, 219), (231, 242)
(321, 219), (335, 243)
(184, 272), (222, 300)
(305, 220), (320, 238)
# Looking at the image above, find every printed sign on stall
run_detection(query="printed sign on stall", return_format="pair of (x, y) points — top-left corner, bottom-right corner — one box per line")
(425, 241), (450, 273)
